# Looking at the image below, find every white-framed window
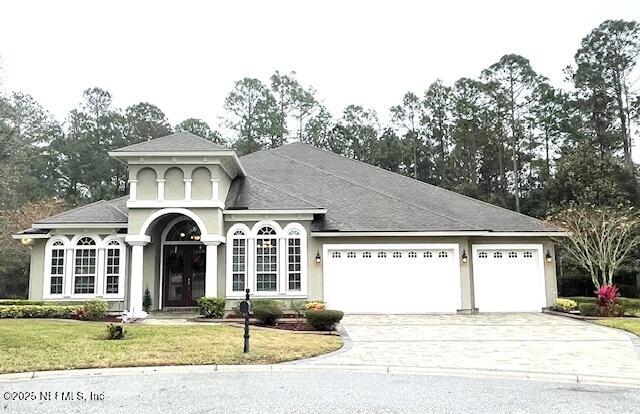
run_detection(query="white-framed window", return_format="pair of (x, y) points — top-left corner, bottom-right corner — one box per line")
(508, 251), (518, 258)
(44, 234), (125, 300)
(74, 237), (97, 294)
(286, 229), (302, 291)
(392, 251), (402, 258)
(523, 251), (533, 258)
(424, 251), (433, 258)
(231, 229), (247, 292)
(378, 251), (387, 258)
(256, 226), (278, 292)
(332, 251), (341, 258)
(494, 252), (503, 259)
(49, 240), (66, 295)
(347, 251), (356, 258)
(226, 221), (307, 298)
(408, 251), (417, 258)
(438, 251), (448, 258)
(104, 239), (125, 295)
(478, 251), (488, 258)
(362, 251), (372, 258)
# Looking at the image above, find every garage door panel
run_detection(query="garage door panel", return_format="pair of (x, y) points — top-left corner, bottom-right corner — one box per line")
(323, 246), (461, 314)
(473, 246), (546, 312)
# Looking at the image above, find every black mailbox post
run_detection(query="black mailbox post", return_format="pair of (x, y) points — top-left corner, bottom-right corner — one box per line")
(239, 289), (251, 353)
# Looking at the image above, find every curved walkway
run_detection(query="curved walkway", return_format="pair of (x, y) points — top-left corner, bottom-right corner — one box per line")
(292, 313), (640, 387)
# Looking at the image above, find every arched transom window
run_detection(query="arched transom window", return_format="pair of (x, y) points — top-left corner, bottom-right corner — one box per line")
(166, 219), (201, 242)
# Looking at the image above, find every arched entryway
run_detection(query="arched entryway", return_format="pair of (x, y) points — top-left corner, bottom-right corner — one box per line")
(161, 217), (206, 307)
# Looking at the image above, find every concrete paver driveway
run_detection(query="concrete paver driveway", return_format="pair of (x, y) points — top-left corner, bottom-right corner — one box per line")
(298, 314), (640, 385)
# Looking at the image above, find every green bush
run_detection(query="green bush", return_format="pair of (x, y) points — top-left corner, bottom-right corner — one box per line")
(252, 304), (283, 325)
(553, 298), (578, 312)
(0, 299), (44, 306)
(81, 299), (108, 321)
(197, 297), (226, 319)
(106, 323), (125, 340)
(564, 296), (596, 305)
(306, 309), (344, 331)
(0, 305), (77, 318)
(617, 297), (640, 307)
(578, 303), (599, 317)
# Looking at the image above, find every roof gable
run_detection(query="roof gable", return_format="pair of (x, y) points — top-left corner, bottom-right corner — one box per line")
(36, 197), (128, 226)
(111, 132), (229, 153)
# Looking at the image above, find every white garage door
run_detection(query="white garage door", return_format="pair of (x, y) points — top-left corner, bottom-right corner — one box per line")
(472, 245), (546, 312)
(323, 244), (461, 313)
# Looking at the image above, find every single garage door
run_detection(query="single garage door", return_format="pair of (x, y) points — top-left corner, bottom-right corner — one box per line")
(472, 245), (546, 312)
(323, 244), (461, 313)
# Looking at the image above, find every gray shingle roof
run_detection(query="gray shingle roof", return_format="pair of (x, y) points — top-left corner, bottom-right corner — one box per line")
(226, 176), (321, 210)
(233, 142), (557, 232)
(111, 132), (229, 153)
(36, 197), (128, 225)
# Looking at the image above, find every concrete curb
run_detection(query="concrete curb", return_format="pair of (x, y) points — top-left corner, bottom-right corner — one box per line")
(1, 363), (639, 389)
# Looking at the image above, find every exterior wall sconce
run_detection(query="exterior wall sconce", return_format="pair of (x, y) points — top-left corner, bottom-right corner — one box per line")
(545, 250), (553, 263)
(20, 237), (33, 247)
(315, 251), (321, 263)
(461, 250), (468, 263)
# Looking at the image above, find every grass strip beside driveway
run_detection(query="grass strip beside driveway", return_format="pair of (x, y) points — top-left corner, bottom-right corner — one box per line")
(595, 319), (640, 337)
(0, 320), (342, 374)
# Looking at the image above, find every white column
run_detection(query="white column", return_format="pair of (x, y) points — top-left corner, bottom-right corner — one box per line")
(211, 179), (220, 201)
(156, 179), (165, 201)
(128, 241), (148, 317)
(204, 242), (219, 297)
(64, 248), (74, 297)
(128, 180), (138, 202)
(96, 248), (105, 296)
(278, 237), (287, 294)
(184, 178), (192, 201)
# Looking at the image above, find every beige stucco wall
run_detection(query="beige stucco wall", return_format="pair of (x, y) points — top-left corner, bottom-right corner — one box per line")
(128, 208), (223, 236)
(192, 167), (212, 200)
(28, 239), (46, 301)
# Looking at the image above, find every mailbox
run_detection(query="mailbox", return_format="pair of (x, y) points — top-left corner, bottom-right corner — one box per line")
(239, 300), (251, 314)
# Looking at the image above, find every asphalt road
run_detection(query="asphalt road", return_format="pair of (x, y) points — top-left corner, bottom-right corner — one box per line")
(1, 371), (639, 414)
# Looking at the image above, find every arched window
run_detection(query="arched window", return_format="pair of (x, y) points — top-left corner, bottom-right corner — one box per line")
(231, 229), (247, 292)
(166, 219), (201, 242)
(105, 240), (124, 295)
(74, 237), (97, 294)
(256, 226), (278, 291)
(286, 228), (303, 291)
(49, 240), (65, 295)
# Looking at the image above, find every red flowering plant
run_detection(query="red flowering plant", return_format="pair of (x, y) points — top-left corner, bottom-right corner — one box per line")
(596, 284), (620, 317)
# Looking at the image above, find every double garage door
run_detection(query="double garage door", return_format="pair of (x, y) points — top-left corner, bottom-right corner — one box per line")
(323, 244), (546, 313)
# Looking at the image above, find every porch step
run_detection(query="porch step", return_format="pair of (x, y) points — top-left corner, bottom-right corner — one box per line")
(148, 308), (199, 320)
(163, 306), (198, 312)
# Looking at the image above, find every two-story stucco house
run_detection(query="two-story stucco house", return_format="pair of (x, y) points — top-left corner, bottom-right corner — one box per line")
(14, 132), (565, 316)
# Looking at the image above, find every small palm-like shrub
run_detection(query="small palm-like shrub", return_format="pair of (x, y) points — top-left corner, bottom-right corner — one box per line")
(106, 323), (125, 340)
(306, 310), (344, 331)
(596, 284), (619, 317)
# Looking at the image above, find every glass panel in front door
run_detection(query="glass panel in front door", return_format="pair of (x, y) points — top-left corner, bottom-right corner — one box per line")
(191, 245), (206, 301)
(166, 248), (185, 301)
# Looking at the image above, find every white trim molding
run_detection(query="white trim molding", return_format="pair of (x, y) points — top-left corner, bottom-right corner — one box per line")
(127, 200), (225, 209)
(32, 223), (127, 230)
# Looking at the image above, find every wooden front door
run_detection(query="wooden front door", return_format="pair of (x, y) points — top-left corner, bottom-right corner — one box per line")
(163, 244), (206, 307)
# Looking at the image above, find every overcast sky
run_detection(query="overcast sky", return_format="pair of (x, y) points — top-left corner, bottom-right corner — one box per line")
(1, 0), (639, 151)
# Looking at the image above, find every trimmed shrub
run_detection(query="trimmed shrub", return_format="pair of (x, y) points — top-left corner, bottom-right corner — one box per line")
(106, 323), (125, 340)
(197, 297), (226, 319)
(143, 288), (153, 312)
(565, 296), (596, 305)
(578, 303), (599, 317)
(617, 297), (640, 307)
(553, 298), (578, 313)
(81, 299), (108, 321)
(0, 305), (77, 318)
(0, 299), (45, 306)
(252, 304), (283, 325)
(304, 301), (326, 311)
(306, 310), (344, 331)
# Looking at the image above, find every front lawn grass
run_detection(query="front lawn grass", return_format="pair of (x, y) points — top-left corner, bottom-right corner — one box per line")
(0, 320), (342, 374)
(595, 319), (640, 337)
